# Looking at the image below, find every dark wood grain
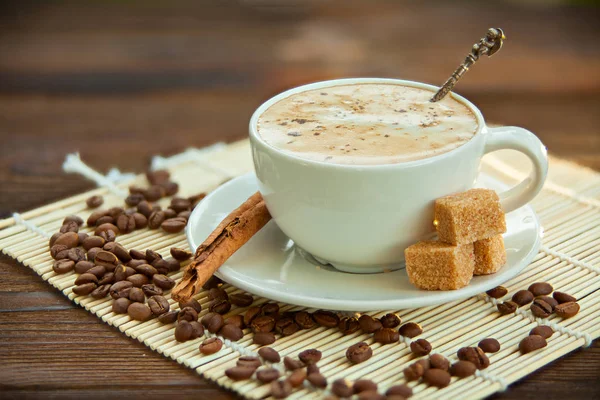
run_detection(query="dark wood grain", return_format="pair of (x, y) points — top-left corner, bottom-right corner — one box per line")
(0, 1), (598, 399)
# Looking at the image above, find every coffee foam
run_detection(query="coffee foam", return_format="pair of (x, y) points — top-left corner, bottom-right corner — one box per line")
(257, 83), (478, 165)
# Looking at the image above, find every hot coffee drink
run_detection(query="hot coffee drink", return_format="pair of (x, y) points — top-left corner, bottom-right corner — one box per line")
(257, 83), (478, 165)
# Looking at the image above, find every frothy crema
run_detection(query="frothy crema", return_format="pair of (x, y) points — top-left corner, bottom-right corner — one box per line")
(257, 83), (478, 165)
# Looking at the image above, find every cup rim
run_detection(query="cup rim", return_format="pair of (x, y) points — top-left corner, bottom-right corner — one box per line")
(249, 78), (486, 169)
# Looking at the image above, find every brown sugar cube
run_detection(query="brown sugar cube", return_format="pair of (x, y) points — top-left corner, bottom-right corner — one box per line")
(474, 235), (507, 275)
(405, 241), (475, 290)
(434, 189), (506, 245)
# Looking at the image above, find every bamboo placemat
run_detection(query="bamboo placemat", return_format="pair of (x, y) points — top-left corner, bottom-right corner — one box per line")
(1, 140), (598, 399)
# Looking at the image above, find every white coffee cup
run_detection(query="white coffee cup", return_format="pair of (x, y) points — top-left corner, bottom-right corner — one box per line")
(249, 78), (548, 273)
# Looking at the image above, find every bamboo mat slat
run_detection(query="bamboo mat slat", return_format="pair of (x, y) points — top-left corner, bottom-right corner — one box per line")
(1, 139), (598, 400)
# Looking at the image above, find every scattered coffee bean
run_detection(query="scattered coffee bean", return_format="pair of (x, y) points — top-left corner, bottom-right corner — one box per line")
(140, 284), (162, 298)
(105, 242), (132, 262)
(174, 320), (194, 342)
(98, 272), (115, 286)
(358, 314), (382, 333)
(229, 293), (253, 307)
(398, 322), (423, 338)
(512, 290), (534, 306)
(189, 321), (204, 339)
(429, 353), (450, 371)
(261, 302), (279, 316)
(95, 250), (119, 271)
(519, 334), (547, 354)
(258, 347), (280, 363)
(128, 302), (152, 321)
(73, 283), (97, 296)
(199, 337), (223, 355)
(96, 215), (115, 226)
(148, 211), (166, 229)
(107, 207), (124, 219)
(237, 356), (262, 370)
(201, 312), (224, 333)
(50, 244), (69, 260)
(86, 195), (104, 208)
(225, 366), (255, 381)
(148, 295), (170, 315)
(112, 297), (131, 314)
(374, 327), (399, 344)
(220, 323), (244, 341)
(528, 282), (553, 297)
(386, 384), (412, 398)
(128, 287), (145, 303)
(177, 210), (191, 220)
(224, 315), (244, 329)
(131, 212), (147, 229)
(450, 360), (477, 378)
(53, 259), (75, 274)
(60, 221), (79, 234)
(64, 215), (84, 226)
(163, 208), (177, 219)
(86, 247), (102, 262)
(307, 364), (320, 375)
(254, 332), (276, 346)
(338, 317), (360, 335)
(208, 288), (229, 301)
(67, 248), (86, 263)
(151, 274), (175, 290)
(290, 311), (313, 330)
(49, 232), (62, 248)
(170, 247), (192, 261)
(98, 229), (116, 242)
(555, 301), (580, 318)
(54, 232), (80, 248)
(125, 193), (145, 207)
(307, 372), (327, 388)
(162, 181), (179, 196)
(271, 380), (292, 399)
(178, 306), (198, 322)
(416, 358), (430, 372)
(553, 291), (576, 304)
(169, 197), (191, 213)
(136, 201), (153, 218)
(161, 217), (187, 233)
(110, 281), (133, 299)
(114, 265), (136, 281)
(423, 368), (451, 388)
(497, 300), (518, 315)
(158, 310), (179, 324)
(457, 347), (490, 369)
(298, 349), (321, 365)
(379, 313), (401, 328)
(331, 379), (353, 398)
(313, 310), (340, 327)
(127, 274), (150, 287)
(129, 249), (146, 260)
(486, 285), (508, 298)
(531, 298), (553, 318)
(530, 325), (554, 339)
(283, 357), (304, 371)
(244, 306), (261, 326)
(251, 315), (275, 333)
(116, 214), (136, 234)
(74, 260), (94, 274)
(145, 186), (165, 202)
(256, 368), (279, 383)
(95, 222), (119, 237)
(146, 169), (170, 185)
(403, 362), (424, 381)
(275, 318), (300, 336)
(353, 379), (377, 393)
(287, 369), (306, 388)
(87, 209), (107, 226)
(87, 265), (107, 278)
(537, 295), (558, 311)
(90, 284), (111, 299)
(478, 338), (501, 353)
(209, 299), (231, 315)
(410, 339), (432, 356)
(77, 232), (88, 243)
(145, 249), (163, 264)
(346, 342), (373, 364)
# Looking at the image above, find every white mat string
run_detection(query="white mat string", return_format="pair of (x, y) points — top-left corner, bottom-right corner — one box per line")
(540, 245), (600, 275)
(11, 212), (51, 238)
(62, 153), (130, 197)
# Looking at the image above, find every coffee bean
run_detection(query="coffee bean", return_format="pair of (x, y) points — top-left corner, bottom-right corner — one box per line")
(146, 170), (170, 185)
(313, 310), (339, 327)
(293, 311), (316, 329)
(275, 318), (300, 336)
(54, 232), (80, 248)
(537, 295), (558, 311)
(135, 201), (153, 218)
(116, 214), (136, 234)
(531, 298), (553, 318)
(128, 302), (152, 321)
(145, 186), (167, 202)
(98, 229), (116, 242)
(283, 357), (304, 371)
(338, 317), (360, 335)
(169, 197), (191, 213)
(87, 265), (106, 278)
(73, 283), (97, 296)
(346, 342), (373, 364)
(256, 368), (279, 383)
(374, 327), (399, 344)
(254, 332), (276, 346)
(220, 323), (244, 341)
(53, 259), (75, 274)
(208, 288), (228, 301)
(174, 320), (194, 342)
(331, 379), (353, 398)
(225, 366), (255, 381)
(358, 315), (382, 333)
(386, 384), (413, 398)
(520, 334), (547, 354)
(95, 251), (120, 271)
(237, 356), (262, 370)
(410, 339), (432, 356)
(50, 244), (69, 260)
(129, 249), (146, 260)
(161, 218), (187, 233)
(201, 312), (224, 333)
(60, 221), (79, 234)
(133, 263), (157, 277)
(261, 302), (279, 316)
(457, 347), (490, 369)
(244, 306), (261, 326)
(163, 209), (177, 219)
(528, 282), (553, 297)
(110, 281), (133, 299)
(86, 195), (104, 208)
(497, 300), (518, 315)
(177, 306), (198, 322)
(158, 310), (179, 324)
(486, 285), (508, 298)
(423, 369), (451, 388)
(148, 211), (166, 229)
(144, 249), (162, 264)
(298, 349), (321, 365)
(98, 272), (115, 285)
(512, 290), (534, 306)
(450, 360), (477, 378)
(75, 273), (98, 286)
(209, 299), (231, 315)
(307, 373), (327, 388)
(416, 358), (431, 372)
(379, 313), (401, 328)
(104, 242), (131, 262)
(478, 338), (501, 353)
(271, 380), (292, 399)
(189, 321), (204, 339)
(170, 247), (192, 261)
(165, 258), (181, 273)
(125, 193), (145, 207)
(87, 209), (107, 226)
(107, 207), (125, 219)
(73, 261), (93, 275)
(127, 274), (150, 288)
(96, 215), (115, 226)
(555, 301), (580, 318)
(49, 232), (62, 248)
(77, 232), (89, 244)
(202, 275), (223, 290)
(131, 213), (147, 229)
(148, 295), (170, 315)
(224, 315), (244, 330)
(90, 284), (111, 299)
(112, 298), (131, 314)
(95, 223), (119, 237)
(403, 362), (424, 381)
(114, 265), (136, 281)
(530, 325), (554, 339)
(287, 369), (306, 388)
(229, 293), (253, 307)
(86, 247), (102, 262)
(67, 248), (87, 263)
(398, 322), (423, 338)
(307, 364), (320, 375)
(199, 337), (223, 355)
(251, 315), (275, 333)
(553, 291), (576, 304)
(353, 379), (377, 393)
(162, 181), (179, 196)
(429, 353), (450, 371)
(178, 210), (191, 220)
(147, 275), (173, 291)
(257, 347), (280, 363)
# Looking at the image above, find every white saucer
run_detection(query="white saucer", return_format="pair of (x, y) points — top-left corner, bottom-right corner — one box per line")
(186, 173), (542, 311)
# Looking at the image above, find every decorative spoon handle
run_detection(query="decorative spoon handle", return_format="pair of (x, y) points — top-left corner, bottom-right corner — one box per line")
(430, 28), (505, 103)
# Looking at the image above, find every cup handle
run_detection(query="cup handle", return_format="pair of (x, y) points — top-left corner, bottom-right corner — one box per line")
(483, 126), (548, 213)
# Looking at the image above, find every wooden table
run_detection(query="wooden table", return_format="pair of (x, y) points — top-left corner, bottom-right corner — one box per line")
(1, 1), (598, 398)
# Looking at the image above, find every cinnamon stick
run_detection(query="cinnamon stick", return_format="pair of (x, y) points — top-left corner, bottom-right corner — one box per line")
(171, 191), (271, 302)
